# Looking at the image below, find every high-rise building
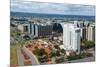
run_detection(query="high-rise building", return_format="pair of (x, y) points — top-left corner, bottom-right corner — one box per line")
(78, 22), (85, 28)
(80, 27), (86, 40)
(87, 25), (95, 41)
(63, 23), (81, 53)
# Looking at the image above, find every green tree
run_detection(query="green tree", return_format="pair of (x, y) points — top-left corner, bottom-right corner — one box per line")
(50, 51), (56, 58)
(60, 49), (66, 54)
(33, 48), (46, 56)
(82, 39), (95, 49)
(54, 45), (60, 49)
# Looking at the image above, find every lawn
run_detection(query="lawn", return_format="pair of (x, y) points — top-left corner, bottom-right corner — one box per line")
(10, 46), (18, 66)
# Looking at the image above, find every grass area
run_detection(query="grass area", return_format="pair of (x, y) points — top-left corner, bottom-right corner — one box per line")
(10, 39), (31, 65)
(10, 46), (18, 65)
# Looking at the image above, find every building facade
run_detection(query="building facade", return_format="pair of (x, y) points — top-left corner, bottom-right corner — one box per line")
(80, 27), (86, 40)
(63, 23), (81, 53)
(17, 23), (53, 38)
(86, 26), (95, 41)
(17, 24), (31, 34)
(31, 23), (53, 37)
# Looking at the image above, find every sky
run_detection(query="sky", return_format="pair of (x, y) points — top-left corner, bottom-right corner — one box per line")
(11, 0), (95, 16)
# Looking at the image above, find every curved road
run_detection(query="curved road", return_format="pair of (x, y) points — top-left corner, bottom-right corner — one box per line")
(22, 47), (40, 65)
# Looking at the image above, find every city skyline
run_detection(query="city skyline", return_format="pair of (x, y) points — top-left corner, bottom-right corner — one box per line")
(10, 0), (95, 66)
(11, 0), (95, 16)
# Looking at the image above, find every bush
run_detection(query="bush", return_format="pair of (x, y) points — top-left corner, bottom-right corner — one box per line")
(82, 39), (95, 49)
(67, 53), (93, 61)
(67, 55), (83, 61)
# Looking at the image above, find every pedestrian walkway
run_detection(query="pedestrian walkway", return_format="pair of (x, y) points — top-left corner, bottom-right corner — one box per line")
(17, 47), (24, 66)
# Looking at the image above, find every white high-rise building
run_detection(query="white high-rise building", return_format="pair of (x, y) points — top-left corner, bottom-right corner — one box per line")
(63, 23), (81, 53)
(87, 26), (95, 41)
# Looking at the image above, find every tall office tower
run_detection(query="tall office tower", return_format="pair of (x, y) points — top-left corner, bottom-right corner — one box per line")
(63, 23), (81, 53)
(74, 21), (78, 27)
(78, 22), (85, 28)
(74, 21), (85, 28)
(87, 25), (95, 41)
(80, 27), (86, 40)
(86, 27), (88, 40)
(84, 21), (90, 27)
(31, 23), (53, 37)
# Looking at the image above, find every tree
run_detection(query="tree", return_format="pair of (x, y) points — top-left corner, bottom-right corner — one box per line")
(60, 49), (66, 54)
(11, 29), (21, 38)
(82, 39), (95, 49)
(50, 51), (56, 58)
(54, 45), (60, 49)
(23, 35), (30, 40)
(33, 48), (46, 56)
(56, 50), (61, 56)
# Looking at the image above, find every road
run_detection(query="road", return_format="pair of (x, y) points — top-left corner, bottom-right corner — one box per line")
(22, 47), (40, 65)
(17, 47), (24, 66)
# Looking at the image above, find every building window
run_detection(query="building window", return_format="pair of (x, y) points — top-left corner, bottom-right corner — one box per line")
(24, 26), (28, 32)
(34, 25), (36, 35)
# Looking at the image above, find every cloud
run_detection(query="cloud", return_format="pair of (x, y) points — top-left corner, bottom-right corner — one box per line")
(11, 0), (95, 16)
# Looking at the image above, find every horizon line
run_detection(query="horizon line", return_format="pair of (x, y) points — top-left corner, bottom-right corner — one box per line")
(10, 11), (95, 17)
